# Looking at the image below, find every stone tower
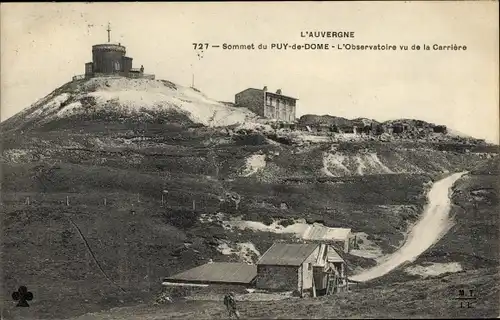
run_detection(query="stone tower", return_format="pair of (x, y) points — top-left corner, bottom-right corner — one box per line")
(85, 22), (133, 76)
(80, 22), (154, 80)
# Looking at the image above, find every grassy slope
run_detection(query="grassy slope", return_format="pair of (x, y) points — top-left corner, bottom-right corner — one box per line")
(22, 158), (496, 320)
(1, 116), (498, 319)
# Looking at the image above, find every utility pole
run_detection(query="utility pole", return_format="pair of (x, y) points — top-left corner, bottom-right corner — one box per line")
(162, 190), (168, 207)
(192, 73), (195, 88)
(107, 22), (111, 43)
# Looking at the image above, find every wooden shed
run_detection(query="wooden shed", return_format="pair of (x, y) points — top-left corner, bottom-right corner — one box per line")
(255, 242), (347, 297)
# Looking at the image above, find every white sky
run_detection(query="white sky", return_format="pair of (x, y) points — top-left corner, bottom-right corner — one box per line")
(1, 2), (498, 143)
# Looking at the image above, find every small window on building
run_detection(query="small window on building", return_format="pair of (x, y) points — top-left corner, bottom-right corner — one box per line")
(308, 263), (312, 271)
(266, 95), (272, 106)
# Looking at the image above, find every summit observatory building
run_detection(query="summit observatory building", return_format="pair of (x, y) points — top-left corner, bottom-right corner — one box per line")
(74, 23), (154, 81)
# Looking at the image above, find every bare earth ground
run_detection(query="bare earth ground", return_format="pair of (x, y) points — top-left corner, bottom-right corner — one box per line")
(11, 267), (490, 319)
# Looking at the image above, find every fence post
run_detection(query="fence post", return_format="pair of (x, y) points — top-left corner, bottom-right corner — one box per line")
(66, 196), (69, 206)
(192, 199), (195, 210)
(104, 198), (107, 206)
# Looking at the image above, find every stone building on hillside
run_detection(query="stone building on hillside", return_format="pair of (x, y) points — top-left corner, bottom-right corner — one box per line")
(255, 242), (347, 297)
(433, 125), (447, 133)
(73, 23), (155, 81)
(235, 86), (298, 122)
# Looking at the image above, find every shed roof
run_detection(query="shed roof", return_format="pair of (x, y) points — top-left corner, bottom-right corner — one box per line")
(327, 246), (345, 263)
(166, 262), (257, 284)
(303, 224), (351, 241)
(314, 244), (345, 266)
(257, 243), (318, 266)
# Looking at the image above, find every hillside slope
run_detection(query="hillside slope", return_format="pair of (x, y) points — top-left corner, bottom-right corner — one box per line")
(1, 77), (498, 319)
(0, 77), (258, 133)
(43, 159), (498, 320)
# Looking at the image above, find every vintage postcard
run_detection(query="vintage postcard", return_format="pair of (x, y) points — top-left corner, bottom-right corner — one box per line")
(1, 2), (498, 319)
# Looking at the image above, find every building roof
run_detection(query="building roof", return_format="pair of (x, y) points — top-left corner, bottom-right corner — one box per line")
(165, 262), (257, 284)
(327, 246), (345, 263)
(93, 42), (125, 47)
(236, 88), (298, 101)
(257, 243), (318, 266)
(265, 91), (298, 101)
(303, 224), (351, 241)
(314, 244), (345, 266)
(92, 43), (126, 52)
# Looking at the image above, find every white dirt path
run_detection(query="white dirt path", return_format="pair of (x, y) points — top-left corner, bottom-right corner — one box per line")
(350, 171), (467, 282)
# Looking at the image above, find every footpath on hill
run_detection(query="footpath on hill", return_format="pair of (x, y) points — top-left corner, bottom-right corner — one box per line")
(350, 171), (467, 282)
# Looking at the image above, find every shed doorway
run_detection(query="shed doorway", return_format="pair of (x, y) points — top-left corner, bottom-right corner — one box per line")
(313, 267), (328, 296)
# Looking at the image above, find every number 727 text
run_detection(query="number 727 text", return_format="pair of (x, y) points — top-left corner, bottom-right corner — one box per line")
(193, 43), (209, 50)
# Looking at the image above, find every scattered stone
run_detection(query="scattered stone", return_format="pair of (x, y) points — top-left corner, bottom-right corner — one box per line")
(154, 291), (173, 305)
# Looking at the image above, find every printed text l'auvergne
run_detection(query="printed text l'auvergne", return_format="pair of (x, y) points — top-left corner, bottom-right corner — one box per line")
(300, 31), (355, 38)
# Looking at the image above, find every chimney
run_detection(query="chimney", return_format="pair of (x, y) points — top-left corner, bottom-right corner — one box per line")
(263, 86), (268, 92)
(276, 89), (282, 95)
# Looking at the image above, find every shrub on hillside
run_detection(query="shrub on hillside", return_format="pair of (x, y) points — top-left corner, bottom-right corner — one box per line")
(375, 125), (385, 135)
(305, 218), (326, 225)
(234, 133), (268, 146)
(163, 208), (200, 229)
(279, 218), (295, 228)
(267, 134), (293, 145)
(188, 123), (205, 129)
(160, 80), (177, 90)
(219, 199), (239, 214)
(261, 215), (274, 226)
(80, 96), (98, 109)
